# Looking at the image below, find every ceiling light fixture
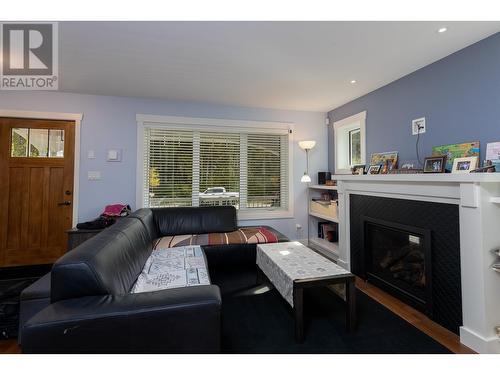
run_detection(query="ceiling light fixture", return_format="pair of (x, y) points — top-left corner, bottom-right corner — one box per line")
(350, 80), (357, 84)
(438, 27), (447, 33)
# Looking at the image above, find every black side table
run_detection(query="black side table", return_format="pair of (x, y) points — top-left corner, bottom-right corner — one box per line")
(66, 228), (103, 251)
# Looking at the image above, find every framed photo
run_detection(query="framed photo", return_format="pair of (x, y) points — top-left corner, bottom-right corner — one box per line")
(351, 164), (365, 175)
(369, 151), (399, 169)
(452, 156), (479, 174)
(423, 156), (446, 173)
(367, 165), (381, 175)
(432, 141), (480, 172)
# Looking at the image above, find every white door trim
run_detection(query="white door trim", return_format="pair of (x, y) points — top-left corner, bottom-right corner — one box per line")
(0, 109), (83, 226)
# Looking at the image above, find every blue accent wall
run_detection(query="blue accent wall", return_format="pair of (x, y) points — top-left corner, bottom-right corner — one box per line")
(328, 32), (500, 170)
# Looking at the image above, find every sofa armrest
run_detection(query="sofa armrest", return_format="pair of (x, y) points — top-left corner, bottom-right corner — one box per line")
(21, 285), (221, 354)
(260, 225), (289, 242)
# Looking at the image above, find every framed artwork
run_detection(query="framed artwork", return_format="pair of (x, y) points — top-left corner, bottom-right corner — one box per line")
(451, 156), (479, 174)
(432, 141), (480, 171)
(486, 142), (500, 161)
(423, 156), (446, 173)
(367, 165), (381, 175)
(369, 151), (399, 169)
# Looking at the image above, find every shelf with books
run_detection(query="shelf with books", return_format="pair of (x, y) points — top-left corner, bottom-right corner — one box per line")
(307, 183), (340, 262)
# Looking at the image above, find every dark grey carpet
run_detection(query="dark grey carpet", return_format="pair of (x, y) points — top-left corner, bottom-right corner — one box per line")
(214, 268), (451, 354)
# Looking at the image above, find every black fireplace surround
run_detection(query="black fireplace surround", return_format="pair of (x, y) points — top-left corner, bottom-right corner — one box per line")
(350, 194), (462, 334)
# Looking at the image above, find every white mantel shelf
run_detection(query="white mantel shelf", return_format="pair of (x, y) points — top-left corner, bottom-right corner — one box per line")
(333, 174), (500, 354)
(333, 173), (500, 183)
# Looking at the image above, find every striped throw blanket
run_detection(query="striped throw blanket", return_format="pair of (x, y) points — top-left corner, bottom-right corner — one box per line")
(154, 227), (278, 249)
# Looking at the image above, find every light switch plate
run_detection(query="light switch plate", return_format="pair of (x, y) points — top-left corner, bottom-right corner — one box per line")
(88, 171), (101, 180)
(87, 150), (95, 159)
(107, 149), (122, 162)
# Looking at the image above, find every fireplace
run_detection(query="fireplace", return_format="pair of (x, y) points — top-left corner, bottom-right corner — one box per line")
(349, 194), (462, 334)
(361, 217), (432, 315)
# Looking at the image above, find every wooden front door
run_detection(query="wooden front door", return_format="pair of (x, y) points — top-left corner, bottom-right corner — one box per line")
(0, 117), (75, 267)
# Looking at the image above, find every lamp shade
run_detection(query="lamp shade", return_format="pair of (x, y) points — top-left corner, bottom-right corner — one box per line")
(300, 174), (311, 183)
(298, 140), (316, 150)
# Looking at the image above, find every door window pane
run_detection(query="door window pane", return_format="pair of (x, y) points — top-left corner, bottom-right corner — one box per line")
(49, 129), (65, 157)
(29, 129), (49, 157)
(11, 128), (29, 157)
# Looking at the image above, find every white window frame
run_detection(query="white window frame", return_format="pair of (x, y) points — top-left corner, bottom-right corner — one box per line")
(333, 111), (366, 175)
(136, 114), (294, 220)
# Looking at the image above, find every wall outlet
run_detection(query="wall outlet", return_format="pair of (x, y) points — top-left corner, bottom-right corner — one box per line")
(412, 117), (426, 135)
(296, 223), (302, 230)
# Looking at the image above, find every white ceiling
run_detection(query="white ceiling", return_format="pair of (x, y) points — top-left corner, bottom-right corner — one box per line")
(59, 21), (500, 112)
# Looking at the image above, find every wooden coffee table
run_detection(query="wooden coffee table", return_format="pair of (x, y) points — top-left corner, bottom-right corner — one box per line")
(256, 241), (356, 342)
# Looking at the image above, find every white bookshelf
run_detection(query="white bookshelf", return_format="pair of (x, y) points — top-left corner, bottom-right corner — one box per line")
(308, 211), (339, 223)
(308, 184), (338, 191)
(307, 184), (340, 261)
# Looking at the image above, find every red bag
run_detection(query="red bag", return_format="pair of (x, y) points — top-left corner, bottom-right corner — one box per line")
(102, 204), (131, 217)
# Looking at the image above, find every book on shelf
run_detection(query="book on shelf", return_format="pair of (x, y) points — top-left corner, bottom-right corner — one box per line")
(317, 221), (339, 243)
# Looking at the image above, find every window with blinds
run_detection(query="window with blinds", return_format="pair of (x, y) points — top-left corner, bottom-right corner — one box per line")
(142, 123), (290, 214)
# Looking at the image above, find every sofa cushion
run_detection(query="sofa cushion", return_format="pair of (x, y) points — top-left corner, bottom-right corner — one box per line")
(131, 246), (210, 293)
(154, 226), (279, 249)
(152, 206), (237, 236)
(51, 218), (153, 302)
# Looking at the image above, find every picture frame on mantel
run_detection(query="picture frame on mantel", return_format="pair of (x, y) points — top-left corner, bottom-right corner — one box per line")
(423, 156), (447, 173)
(367, 165), (381, 175)
(451, 156), (479, 174)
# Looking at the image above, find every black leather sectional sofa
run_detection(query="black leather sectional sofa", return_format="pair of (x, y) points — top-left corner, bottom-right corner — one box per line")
(19, 206), (287, 353)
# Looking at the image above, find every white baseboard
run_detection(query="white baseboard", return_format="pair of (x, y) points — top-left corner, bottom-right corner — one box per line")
(460, 326), (500, 353)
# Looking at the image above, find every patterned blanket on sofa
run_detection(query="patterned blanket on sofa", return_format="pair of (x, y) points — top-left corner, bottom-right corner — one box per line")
(153, 226), (279, 250)
(131, 245), (210, 293)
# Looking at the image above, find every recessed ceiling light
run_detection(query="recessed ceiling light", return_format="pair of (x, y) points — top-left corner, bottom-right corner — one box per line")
(350, 80), (357, 84)
(438, 27), (447, 33)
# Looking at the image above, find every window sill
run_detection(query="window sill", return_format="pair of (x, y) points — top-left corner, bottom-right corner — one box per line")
(237, 209), (294, 221)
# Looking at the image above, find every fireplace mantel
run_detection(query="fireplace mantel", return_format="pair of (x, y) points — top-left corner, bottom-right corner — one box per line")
(333, 174), (500, 354)
(333, 173), (500, 183)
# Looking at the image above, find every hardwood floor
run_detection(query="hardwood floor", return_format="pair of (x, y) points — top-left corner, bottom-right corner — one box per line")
(0, 279), (475, 354)
(0, 339), (20, 354)
(355, 277), (475, 354)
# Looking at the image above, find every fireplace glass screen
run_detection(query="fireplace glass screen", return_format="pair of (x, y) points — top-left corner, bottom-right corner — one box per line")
(365, 221), (430, 305)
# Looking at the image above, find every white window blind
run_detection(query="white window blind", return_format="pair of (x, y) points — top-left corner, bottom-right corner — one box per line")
(141, 122), (290, 215)
(144, 128), (193, 207)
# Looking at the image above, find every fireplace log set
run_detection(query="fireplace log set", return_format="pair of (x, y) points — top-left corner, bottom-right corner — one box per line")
(378, 243), (425, 288)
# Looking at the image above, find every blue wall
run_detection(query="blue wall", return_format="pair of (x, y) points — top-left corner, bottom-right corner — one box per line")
(0, 91), (327, 240)
(328, 32), (500, 170)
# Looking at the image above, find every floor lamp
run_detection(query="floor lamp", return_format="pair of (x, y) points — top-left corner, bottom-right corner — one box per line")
(298, 140), (316, 183)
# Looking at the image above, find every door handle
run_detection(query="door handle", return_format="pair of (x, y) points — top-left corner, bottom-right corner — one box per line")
(58, 201), (72, 206)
